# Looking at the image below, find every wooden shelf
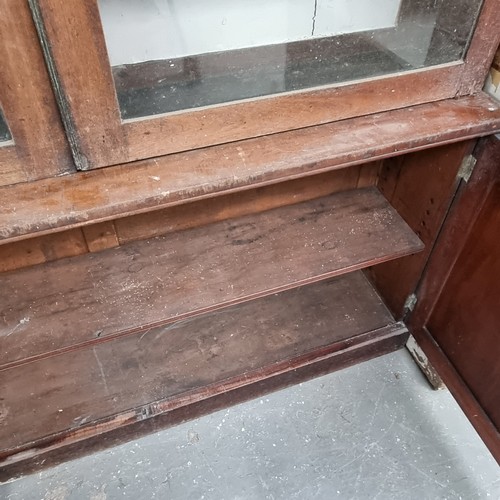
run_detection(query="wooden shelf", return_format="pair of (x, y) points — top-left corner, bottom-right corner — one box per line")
(0, 271), (408, 478)
(0, 93), (499, 244)
(0, 186), (421, 477)
(0, 187), (422, 369)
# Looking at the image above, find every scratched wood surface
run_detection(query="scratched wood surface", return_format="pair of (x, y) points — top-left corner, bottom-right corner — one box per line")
(409, 136), (500, 463)
(0, 93), (499, 244)
(114, 166), (371, 244)
(0, 188), (423, 369)
(0, 0), (73, 186)
(0, 272), (404, 460)
(429, 182), (500, 431)
(0, 166), (371, 273)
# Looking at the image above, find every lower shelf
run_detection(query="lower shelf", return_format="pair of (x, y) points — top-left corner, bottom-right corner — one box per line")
(0, 271), (408, 480)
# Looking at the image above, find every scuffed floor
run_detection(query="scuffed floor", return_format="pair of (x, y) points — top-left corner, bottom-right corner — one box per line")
(2, 349), (499, 499)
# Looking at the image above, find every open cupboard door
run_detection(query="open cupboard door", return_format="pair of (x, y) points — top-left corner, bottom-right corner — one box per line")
(409, 134), (500, 463)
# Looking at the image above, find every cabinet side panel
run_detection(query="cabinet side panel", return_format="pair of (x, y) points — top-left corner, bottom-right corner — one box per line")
(369, 142), (471, 317)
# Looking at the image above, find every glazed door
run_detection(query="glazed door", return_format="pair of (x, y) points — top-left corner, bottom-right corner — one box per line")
(28, 0), (498, 169)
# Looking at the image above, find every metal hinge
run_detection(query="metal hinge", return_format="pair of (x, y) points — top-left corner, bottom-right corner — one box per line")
(457, 154), (477, 183)
(404, 293), (418, 313)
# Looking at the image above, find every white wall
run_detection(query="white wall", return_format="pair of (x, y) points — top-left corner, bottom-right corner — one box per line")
(98, 0), (401, 66)
(314, 0), (400, 38)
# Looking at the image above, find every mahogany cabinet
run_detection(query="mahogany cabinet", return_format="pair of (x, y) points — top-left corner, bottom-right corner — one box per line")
(0, 0), (499, 479)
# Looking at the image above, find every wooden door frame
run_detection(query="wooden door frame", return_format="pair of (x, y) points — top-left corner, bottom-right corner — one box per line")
(408, 134), (500, 463)
(0, 0), (73, 187)
(30, 0), (500, 170)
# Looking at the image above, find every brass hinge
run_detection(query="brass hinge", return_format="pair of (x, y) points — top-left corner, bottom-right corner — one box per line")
(457, 154), (477, 183)
(404, 293), (418, 313)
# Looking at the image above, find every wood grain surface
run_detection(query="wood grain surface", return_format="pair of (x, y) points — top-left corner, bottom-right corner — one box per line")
(0, 93), (499, 244)
(458, 0), (500, 94)
(0, 188), (422, 369)
(409, 136), (500, 463)
(370, 141), (472, 317)
(0, 272), (406, 469)
(0, 0), (73, 186)
(1, 322), (406, 482)
(32, 1), (463, 168)
(0, 229), (88, 273)
(428, 182), (500, 429)
(114, 166), (368, 244)
(0, 168), (366, 273)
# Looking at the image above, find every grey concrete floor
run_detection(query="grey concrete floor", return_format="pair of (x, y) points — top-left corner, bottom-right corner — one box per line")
(1, 349), (499, 500)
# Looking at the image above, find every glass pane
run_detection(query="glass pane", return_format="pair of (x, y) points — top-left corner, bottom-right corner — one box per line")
(98, 0), (484, 120)
(0, 108), (12, 142)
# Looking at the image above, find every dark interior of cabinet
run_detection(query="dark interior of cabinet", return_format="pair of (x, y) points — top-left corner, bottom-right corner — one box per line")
(0, 141), (469, 480)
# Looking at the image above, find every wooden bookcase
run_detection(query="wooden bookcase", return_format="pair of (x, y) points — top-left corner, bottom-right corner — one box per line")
(0, 0), (499, 479)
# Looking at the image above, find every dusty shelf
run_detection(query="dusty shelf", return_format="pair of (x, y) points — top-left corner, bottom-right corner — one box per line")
(0, 271), (408, 478)
(0, 187), (422, 368)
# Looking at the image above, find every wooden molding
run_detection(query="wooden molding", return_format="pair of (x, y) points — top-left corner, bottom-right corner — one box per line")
(0, 0), (73, 186)
(0, 93), (499, 246)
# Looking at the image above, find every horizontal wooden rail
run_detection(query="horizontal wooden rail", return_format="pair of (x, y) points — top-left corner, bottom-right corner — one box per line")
(0, 93), (499, 245)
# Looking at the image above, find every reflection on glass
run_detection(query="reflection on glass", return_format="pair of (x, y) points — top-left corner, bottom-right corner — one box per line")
(0, 108), (12, 142)
(97, 0), (484, 120)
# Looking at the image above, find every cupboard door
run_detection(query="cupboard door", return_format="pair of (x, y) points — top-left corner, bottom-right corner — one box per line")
(410, 135), (500, 462)
(0, 0), (72, 187)
(428, 181), (500, 430)
(29, 0), (499, 170)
